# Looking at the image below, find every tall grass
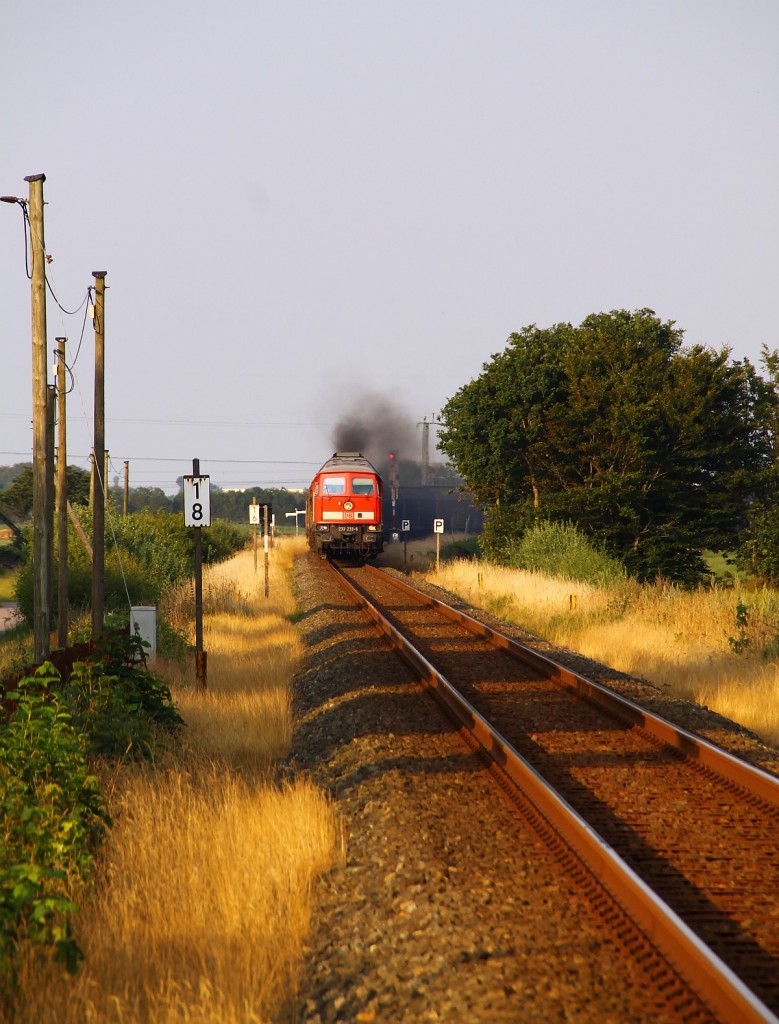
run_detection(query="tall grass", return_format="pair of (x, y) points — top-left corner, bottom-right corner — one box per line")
(6, 536), (340, 1024)
(427, 558), (779, 749)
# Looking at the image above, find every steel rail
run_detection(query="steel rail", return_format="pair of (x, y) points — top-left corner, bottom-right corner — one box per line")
(364, 565), (779, 809)
(329, 561), (779, 1024)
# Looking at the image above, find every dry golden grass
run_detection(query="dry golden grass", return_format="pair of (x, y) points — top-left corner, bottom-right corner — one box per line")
(159, 540), (306, 769)
(7, 536), (341, 1024)
(14, 766), (337, 1024)
(427, 558), (779, 749)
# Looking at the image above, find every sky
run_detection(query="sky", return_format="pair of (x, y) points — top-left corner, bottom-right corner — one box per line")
(2, 0), (778, 495)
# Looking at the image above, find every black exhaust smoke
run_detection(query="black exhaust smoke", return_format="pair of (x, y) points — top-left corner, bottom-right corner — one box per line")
(332, 393), (418, 473)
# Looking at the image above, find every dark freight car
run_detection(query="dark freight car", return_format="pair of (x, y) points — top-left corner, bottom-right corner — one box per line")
(384, 485), (484, 539)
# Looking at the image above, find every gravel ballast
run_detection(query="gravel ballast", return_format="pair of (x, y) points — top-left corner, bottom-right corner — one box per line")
(286, 553), (777, 1023)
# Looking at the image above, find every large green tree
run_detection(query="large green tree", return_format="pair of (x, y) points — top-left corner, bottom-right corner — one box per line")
(439, 309), (774, 582)
(736, 345), (779, 584)
(0, 464), (90, 518)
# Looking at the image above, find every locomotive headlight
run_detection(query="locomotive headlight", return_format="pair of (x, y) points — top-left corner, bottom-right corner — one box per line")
(344, 501), (354, 511)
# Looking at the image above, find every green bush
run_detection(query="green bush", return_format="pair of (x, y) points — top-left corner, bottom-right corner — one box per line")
(13, 508), (247, 628)
(0, 634), (183, 984)
(478, 502), (535, 563)
(0, 665), (110, 978)
(63, 632), (183, 761)
(108, 509), (192, 589)
(201, 520), (249, 564)
(503, 520), (628, 586)
(14, 549), (160, 625)
(441, 536), (480, 561)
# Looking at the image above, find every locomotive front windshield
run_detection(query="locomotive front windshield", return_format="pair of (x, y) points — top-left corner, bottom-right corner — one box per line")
(321, 475), (376, 496)
(322, 477), (346, 495)
(351, 477), (375, 495)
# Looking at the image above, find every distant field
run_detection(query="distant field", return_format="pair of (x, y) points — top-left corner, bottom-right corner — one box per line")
(0, 570), (17, 602)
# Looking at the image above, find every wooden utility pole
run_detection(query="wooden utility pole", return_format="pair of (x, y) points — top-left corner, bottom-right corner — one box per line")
(25, 173), (50, 660)
(67, 501), (92, 558)
(91, 270), (107, 639)
(46, 385), (56, 634)
(123, 460), (129, 516)
(55, 338), (69, 647)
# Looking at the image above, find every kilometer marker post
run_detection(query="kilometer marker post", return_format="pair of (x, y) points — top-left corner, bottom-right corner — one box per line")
(184, 459), (210, 689)
(249, 497), (259, 573)
(263, 503), (270, 598)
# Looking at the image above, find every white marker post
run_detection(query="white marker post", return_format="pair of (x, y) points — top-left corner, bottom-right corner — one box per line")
(263, 503), (270, 597)
(402, 519), (411, 574)
(433, 517), (444, 573)
(249, 498), (260, 573)
(184, 461), (211, 688)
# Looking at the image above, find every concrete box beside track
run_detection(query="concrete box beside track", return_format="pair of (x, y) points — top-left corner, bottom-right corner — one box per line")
(130, 606), (156, 660)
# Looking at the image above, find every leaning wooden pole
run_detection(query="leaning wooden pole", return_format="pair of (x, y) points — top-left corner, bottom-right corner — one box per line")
(25, 173), (50, 660)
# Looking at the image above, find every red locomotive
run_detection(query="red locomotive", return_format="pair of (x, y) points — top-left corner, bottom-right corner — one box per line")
(306, 452), (384, 559)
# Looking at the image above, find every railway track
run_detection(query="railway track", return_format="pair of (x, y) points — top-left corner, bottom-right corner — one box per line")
(328, 560), (779, 1024)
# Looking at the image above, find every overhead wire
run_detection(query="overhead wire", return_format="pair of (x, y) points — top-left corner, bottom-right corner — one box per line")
(45, 277), (90, 318)
(65, 288), (93, 374)
(6, 201), (319, 512)
(20, 203), (32, 279)
(11, 192), (94, 391)
(22, 199), (90, 319)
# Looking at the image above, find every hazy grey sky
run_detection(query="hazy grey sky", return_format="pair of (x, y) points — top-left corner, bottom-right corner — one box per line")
(3, 1), (778, 493)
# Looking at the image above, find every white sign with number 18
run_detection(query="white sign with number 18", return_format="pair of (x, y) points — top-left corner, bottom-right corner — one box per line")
(184, 475), (211, 527)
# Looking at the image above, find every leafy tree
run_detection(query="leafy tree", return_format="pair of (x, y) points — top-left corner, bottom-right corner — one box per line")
(0, 465), (28, 492)
(736, 345), (779, 583)
(439, 310), (773, 583)
(0, 466), (35, 517)
(206, 485), (305, 523)
(0, 465), (89, 518)
(114, 486), (175, 514)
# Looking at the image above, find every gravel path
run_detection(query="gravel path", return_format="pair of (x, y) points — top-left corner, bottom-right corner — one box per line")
(285, 553), (777, 1023)
(0, 603), (20, 634)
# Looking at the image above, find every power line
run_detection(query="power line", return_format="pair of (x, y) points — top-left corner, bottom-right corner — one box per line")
(106, 417), (333, 428)
(45, 278), (90, 318)
(67, 289), (94, 371)
(0, 449), (319, 465)
(0, 412), (331, 428)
